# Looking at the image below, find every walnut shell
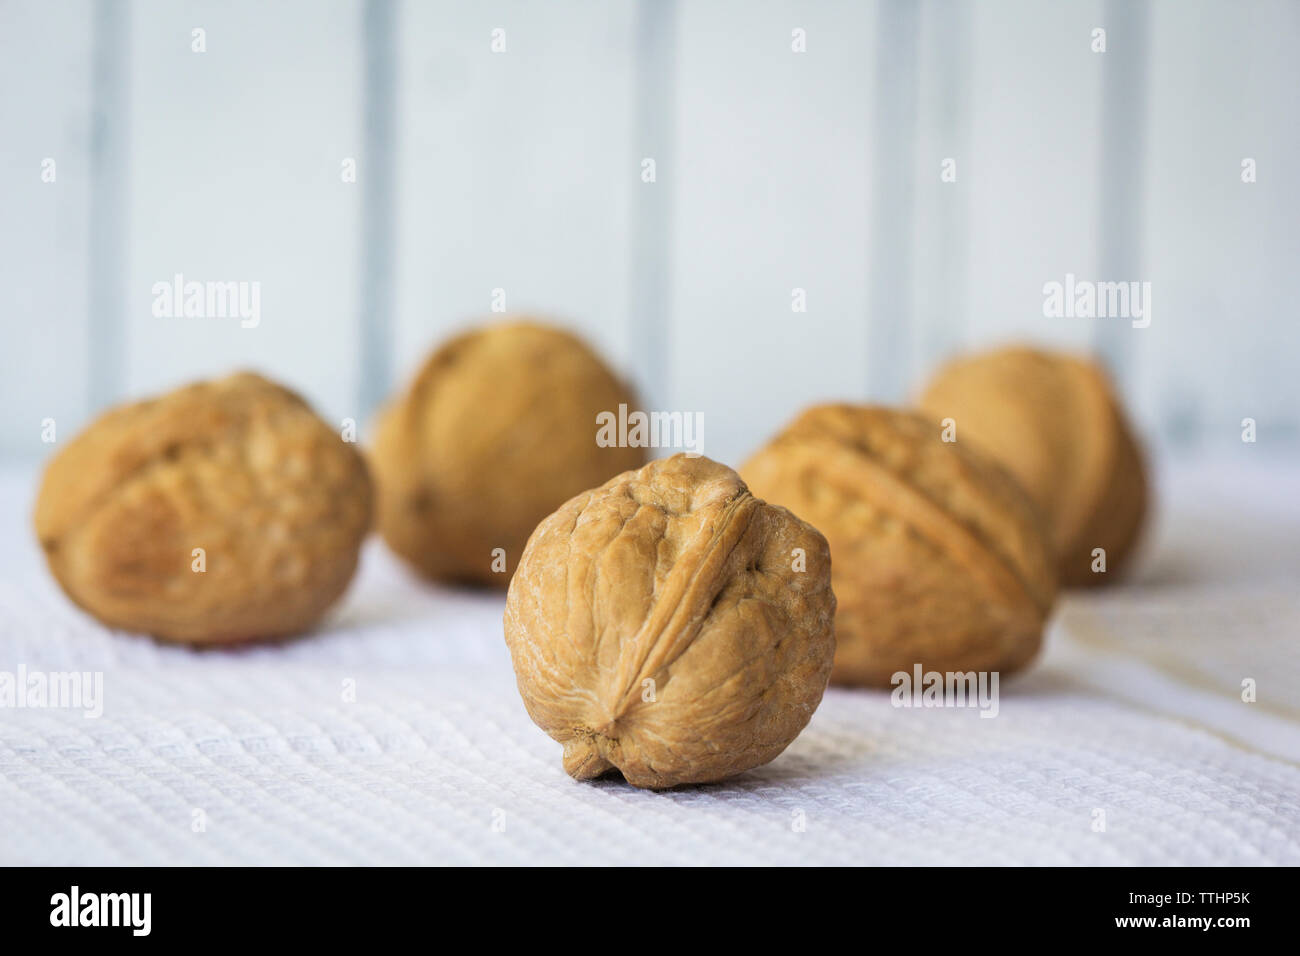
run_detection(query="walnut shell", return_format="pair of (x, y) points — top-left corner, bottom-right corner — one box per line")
(918, 346), (1148, 586)
(503, 454), (836, 789)
(34, 372), (372, 645)
(372, 320), (647, 587)
(742, 405), (1056, 688)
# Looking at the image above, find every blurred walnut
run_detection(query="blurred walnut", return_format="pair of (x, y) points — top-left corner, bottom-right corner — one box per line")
(34, 373), (372, 645)
(742, 405), (1056, 688)
(503, 454), (836, 789)
(371, 320), (646, 587)
(918, 346), (1148, 587)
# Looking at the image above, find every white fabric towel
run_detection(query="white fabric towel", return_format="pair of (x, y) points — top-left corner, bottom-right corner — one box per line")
(2, 462), (1297, 865)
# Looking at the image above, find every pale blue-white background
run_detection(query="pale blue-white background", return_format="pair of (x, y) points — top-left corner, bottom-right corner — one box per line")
(2, 0), (1297, 467)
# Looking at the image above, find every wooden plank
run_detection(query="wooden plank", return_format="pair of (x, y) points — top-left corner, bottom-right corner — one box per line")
(123, 0), (364, 429)
(0, 0), (96, 459)
(668, 0), (875, 466)
(1134, 0), (1300, 452)
(960, 0), (1107, 358)
(391, 0), (640, 398)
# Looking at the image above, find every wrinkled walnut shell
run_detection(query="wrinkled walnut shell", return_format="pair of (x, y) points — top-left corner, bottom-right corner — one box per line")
(34, 372), (373, 644)
(918, 346), (1148, 586)
(504, 454), (836, 789)
(742, 405), (1056, 688)
(372, 320), (646, 587)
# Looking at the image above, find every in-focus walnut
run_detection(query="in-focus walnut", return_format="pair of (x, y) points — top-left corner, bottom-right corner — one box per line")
(503, 454), (836, 790)
(34, 372), (372, 645)
(918, 346), (1148, 587)
(371, 320), (646, 587)
(742, 405), (1056, 688)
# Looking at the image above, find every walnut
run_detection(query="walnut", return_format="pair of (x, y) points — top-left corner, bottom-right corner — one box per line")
(503, 454), (836, 789)
(33, 372), (372, 645)
(371, 320), (646, 587)
(918, 346), (1148, 586)
(742, 405), (1056, 688)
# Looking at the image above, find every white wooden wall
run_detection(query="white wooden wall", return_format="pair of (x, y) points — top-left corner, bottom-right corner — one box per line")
(2, 0), (1297, 466)
(1134, 0), (1300, 455)
(1, 0), (96, 459)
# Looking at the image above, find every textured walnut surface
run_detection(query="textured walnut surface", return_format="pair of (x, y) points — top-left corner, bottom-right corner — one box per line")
(503, 454), (836, 789)
(372, 320), (646, 587)
(34, 372), (372, 644)
(918, 346), (1148, 586)
(743, 404), (1056, 687)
